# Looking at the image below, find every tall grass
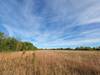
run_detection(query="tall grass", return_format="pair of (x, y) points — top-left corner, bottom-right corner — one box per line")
(0, 51), (100, 75)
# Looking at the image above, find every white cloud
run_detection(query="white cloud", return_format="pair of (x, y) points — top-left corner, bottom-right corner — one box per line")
(0, 0), (100, 48)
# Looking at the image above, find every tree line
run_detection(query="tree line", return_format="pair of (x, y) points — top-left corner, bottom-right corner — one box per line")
(0, 32), (37, 52)
(0, 32), (100, 51)
(41, 46), (100, 51)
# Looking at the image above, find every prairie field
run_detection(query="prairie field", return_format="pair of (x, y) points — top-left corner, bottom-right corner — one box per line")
(0, 50), (100, 75)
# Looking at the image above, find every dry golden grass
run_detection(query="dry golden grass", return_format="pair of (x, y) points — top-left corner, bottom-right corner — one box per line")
(0, 50), (100, 75)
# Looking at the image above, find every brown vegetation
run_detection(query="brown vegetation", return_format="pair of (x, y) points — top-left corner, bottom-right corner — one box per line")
(0, 50), (100, 75)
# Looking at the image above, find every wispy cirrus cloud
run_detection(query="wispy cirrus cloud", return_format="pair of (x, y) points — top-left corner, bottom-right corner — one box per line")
(0, 0), (100, 48)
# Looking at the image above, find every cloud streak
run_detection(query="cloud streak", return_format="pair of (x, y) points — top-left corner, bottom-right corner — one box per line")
(0, 0), (100, 48)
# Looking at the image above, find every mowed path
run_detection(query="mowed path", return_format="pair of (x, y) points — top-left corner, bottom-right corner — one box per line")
(0, 50), (100, 75)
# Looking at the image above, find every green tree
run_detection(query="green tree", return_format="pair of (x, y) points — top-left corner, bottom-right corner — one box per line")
(0, 32), (38, 52)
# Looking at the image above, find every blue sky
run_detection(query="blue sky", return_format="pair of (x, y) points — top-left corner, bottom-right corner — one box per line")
(0, 0), (100, 48)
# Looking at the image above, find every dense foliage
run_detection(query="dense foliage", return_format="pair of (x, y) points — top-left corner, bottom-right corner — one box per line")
(75, 46), (100, 50)
(41, 47), (100, 51)
(0, 32), (37, 52)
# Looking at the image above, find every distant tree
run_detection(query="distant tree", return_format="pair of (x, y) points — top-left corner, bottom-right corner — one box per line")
(0, 32), (4, 39)
(95, 46), (100, 51)
(65, 48), (73, 50)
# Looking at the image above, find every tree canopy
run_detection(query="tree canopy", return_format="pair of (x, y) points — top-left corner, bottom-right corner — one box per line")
(0, 32), (37, 52)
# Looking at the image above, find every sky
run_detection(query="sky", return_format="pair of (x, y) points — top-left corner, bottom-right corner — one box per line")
(0, 0), (100, 48)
